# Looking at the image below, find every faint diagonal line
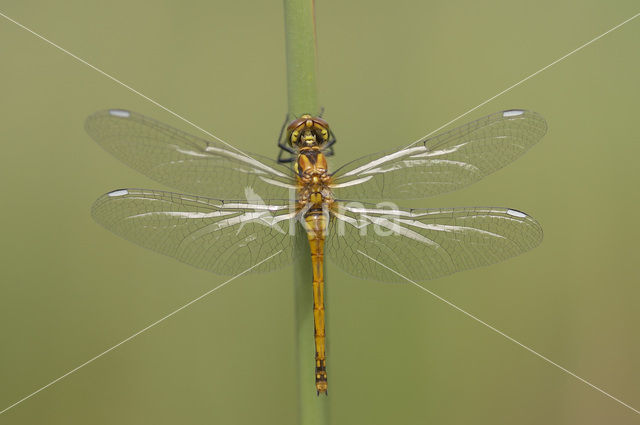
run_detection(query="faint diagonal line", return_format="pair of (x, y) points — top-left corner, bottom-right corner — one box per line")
(0, 10), (257, 161)
(404, 11), (640, 149)
(357, 250), (640, 415)
(0, 250), (283, 416)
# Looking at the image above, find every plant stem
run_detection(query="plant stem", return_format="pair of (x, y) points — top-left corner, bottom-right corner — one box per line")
(284, 0), (319, 117)
(283, 0), (329, 424)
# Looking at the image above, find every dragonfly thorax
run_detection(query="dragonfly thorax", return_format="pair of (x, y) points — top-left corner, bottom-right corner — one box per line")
(295, 149), (329, 181)
(295, 147), (334, 212)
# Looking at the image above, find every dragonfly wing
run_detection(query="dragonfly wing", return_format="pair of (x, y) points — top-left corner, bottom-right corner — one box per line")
(331, 110), (546, 200)
(326, 203), (542, 283)
(92, 189), (296, 275)
(86, 110), (295, 199)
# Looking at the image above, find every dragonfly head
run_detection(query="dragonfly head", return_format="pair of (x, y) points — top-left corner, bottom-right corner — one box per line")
(287, 114), (330, 148)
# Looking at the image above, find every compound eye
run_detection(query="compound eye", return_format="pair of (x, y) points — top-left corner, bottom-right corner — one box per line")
(314, 116), (329, 128)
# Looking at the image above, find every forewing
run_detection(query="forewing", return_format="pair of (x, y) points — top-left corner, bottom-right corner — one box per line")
(92, 189), (296, 275)
(331, 110), (546, 200)
(86, 110), (295, 199)
(327, 203), (542, 283)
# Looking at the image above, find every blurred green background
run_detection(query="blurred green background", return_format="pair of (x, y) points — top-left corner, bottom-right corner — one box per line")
(1, 1), (638, 424)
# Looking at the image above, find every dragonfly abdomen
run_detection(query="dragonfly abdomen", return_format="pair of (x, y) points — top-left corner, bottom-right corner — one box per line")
(304, 211), (328, 394)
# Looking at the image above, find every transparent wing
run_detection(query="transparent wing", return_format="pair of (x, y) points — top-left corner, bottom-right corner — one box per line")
(92, 188), (297, 275)
(326, 203), (542, 283)
(331, 110), (547, 200)
(86, 110), (295, 199)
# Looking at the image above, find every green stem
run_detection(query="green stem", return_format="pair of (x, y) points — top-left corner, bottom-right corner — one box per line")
(283, 0), (329, 424)
(284, 0), (319, 117)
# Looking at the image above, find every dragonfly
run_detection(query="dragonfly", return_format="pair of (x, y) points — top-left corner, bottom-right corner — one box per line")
(86, 108), (547, 395)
